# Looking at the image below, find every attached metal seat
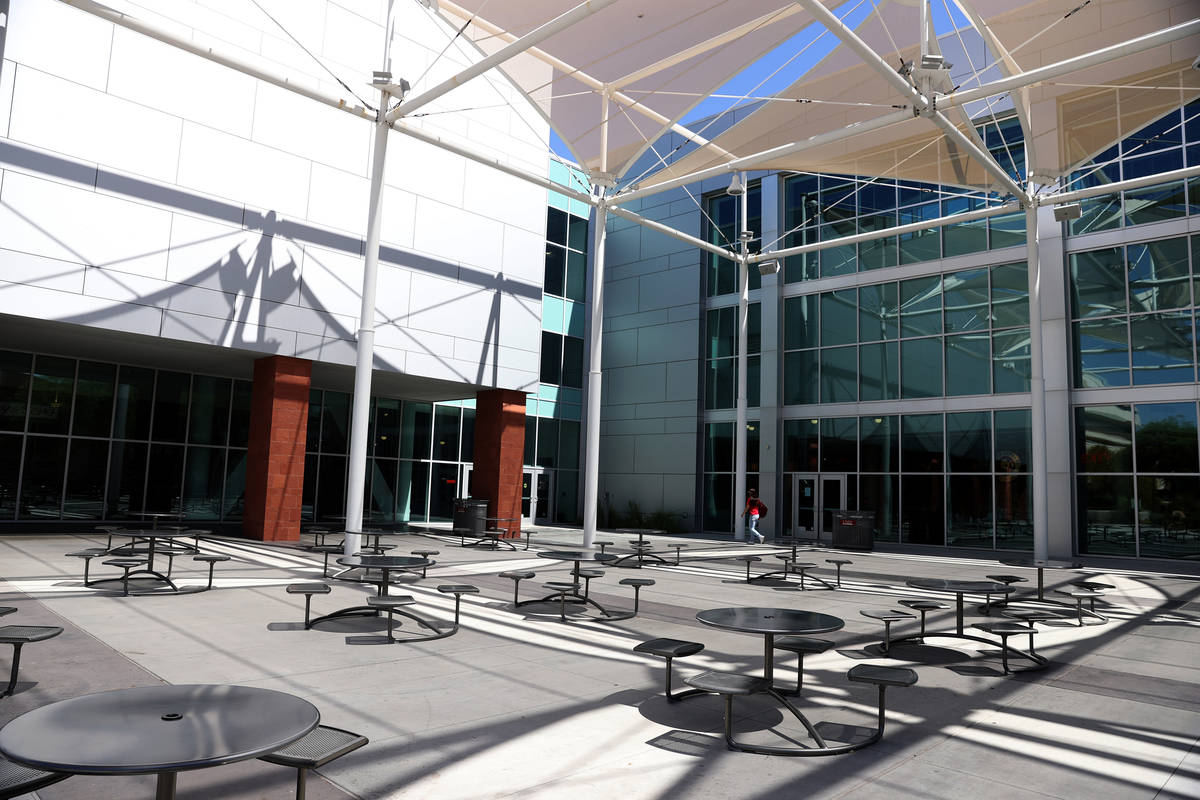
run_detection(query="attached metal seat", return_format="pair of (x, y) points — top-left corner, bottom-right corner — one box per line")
(367, 595), (417, 643)
(684, 670), (770, 696)
(974, 622), (1043, 673)
(66, 549), (108, 586)
(981, 574), (1028, 614)
(0, 755), (68, 799)
(897, 599), (948, 640)
(618, 577), (654, 615)
(0, 625), (63, 698)
(633, 638), (705, 701)
(541, 582), (577, 621)
(576, 569), (604, 598)
(193, 553), (231, 591)
(287, 583), (332, 629)
(310, 545), (343, 577)
(102, 558), (147, 597)
(436, 584), (479, 631)
(259, 724), (368, 800)
(499, 570), (536, 606)
(593, 540), (614, 554)
(735, 554), (762, 581)
(860, 609), (915, 654)
(771, 636), (834, 696)
(1055, 588), (1107, 624)
(411, 549), (439, 578)
(824, 558), (853, 587)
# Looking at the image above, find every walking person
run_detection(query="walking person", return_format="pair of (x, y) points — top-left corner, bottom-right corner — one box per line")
(743, 489), (766, 544)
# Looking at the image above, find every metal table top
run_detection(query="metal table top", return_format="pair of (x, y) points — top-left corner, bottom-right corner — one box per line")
(0, 684), (318, 775)
(1000, 558), (1082, 570)
(535, 550), (617, 564)
(696, 607), (845, 635)
(907, 578), (1016, 594)
(335, 555), (429, 570)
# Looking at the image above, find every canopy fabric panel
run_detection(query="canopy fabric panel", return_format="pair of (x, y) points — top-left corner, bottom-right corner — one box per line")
(605, 0), (1198, 194)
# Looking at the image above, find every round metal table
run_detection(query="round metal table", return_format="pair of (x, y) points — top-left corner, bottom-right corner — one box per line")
(104, 531), (200, 592)
(906, 578), (1014, 635)
(999, 558), (1082, 600)
(307, 555), (431, 630)
(533, 550), (618, 616)
(696, 607), (844, 682)
(0, 684), (319, 800)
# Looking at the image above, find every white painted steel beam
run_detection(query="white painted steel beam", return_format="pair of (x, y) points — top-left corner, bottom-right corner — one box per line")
(387, 0), (621, 122)
(582, 192), (608, 549)
(607, 205), (735, 259)
(1026, 201), (1048, 562)
(734, 173), (749, 544)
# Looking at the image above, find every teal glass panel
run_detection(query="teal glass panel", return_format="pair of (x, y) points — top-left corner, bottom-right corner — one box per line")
(20, 436), (66, 519)
(1069, 158), (1121, 234)
(784, 295), (819, 350)
(1075, 405), (1132, 473)
(565, 251), (587, 303)
(820, 346), (856, 403)
(64, 438), (108, 519)
(559, 419), (580, 470)
(898, 202), (940, 263)
(990, 262), (1029, 328)
(902, 413), (944, 472)
(1131, 312), (1194, 385)
(944, 268), (990, 332)
(1128, 237), (1190, 312)
(901, 338), (942, 398)
(0, 351), (31, 432)
(556, 469), (579, 524)
(1137, 475), (1200, 559)
(783, 350), (818, 405)
(992, 327), (1031, 393)
(182, 445), (224, 519)
(544, 244), (565, 296)
(1134, 402), (1198, 473)
(542, 295), (565, 334)
(188, 375), (230, 445)
(706, 358), (734, 410)
(860, 415), (898, 472)
(106, 441), (146, 518)
(537, 418), (559, 468)
(705, 421), (734, 472)
(28, 355), (75, 435)
(783, 418), (819, 472)
(1074, 319), (1130, 388)
(859, 475), (898, 541)
(819, 230), (856, 277)
(541, 331), (562, 384)
(947, 411), (991, 472)
(547, 190), (569, 212)
(151, 371), (189, 443)
(988, 210), (1026, 249)
(859, 183), (897, 270)
(947, 475), (993, 548)
(708, 306), (735, 358)
(945, 328), (993, 398)
(72, 361), (115, 438)
(858, 282), (898, 342)
(996, 473), (1032, 551)
(859, 236), (897, 271)
(941, 196), (988, 257)
(1077, 475), (1135, 556)
(821, 417), (856, 472)
(900, 275), (942, 337)
(367, 458), (397, 523)
(859, 342), (898, 401)
(567, 214), (588, 251)
(562, 336), (584, 388)
(995, 409), (1032, 473)
(1126, 181), (1188, 226)
(820, 290), (857, 345)
(396, 460), (428, 521)
(1070, 247), (1126, 318)
(432, 406), (461, 461)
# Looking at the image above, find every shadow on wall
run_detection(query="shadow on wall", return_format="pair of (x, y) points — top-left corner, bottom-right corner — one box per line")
(0, 140), (541, 387)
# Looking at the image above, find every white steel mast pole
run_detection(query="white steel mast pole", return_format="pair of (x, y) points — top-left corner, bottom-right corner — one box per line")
(1026, 201), (1049, 561)
(582, 189), (608, 549)
(344, 2), (397, 557)
(734, 173), (749, 544)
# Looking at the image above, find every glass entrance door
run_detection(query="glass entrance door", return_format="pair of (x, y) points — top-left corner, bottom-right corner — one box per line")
(792, 474), (817, 539)
(820, 475), (847, 540)
(521, 469), (553, 526)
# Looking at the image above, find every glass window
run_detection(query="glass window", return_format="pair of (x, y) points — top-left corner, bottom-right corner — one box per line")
(182, 446), (224, 519)
(565, 250), (587, 302)
(540, 331), (562, 385)
(1074, 319), (1130, 388)
(859, 342), (899, 401)
(820, 290), (856, 345)
(820, 417), (856, 472)
(396, 460), (428, 521)
(859, 475), (898, 541)
(432, 406), (461, 462)
(224, 449), (246, 519)
(706, 358), (734, 410)
(947, 412), (991, 473)
(567, 214), (588, 251)
(1137, 475), (1200, 558)
(537, 418), (559, 468)
(562, 336), (584, 388)
(315, 454), (346, 521)
(783, 418), (819, 472)
(106, 441), (146, 518)
(820, 346), (856, 403)
(703, 473), (733, 531)
(784, 296), (820, 350)
(944, 268), (990, 332)
(546, 207), (567, 246)
(990, 262), (1029, 328)
(992, 327), (1031, 393)
(945, 333), (990, 396)
(1070, 247), (1126, 318)
(229, 381), (252, 448)
(902, 414), (943, 472)
(0, 351), (31, 432)
(995, 473), (1032, 551)
(28, 355), (75, 435)
(429, 463), (458, 521)
(989, 210), (1026, 249)
(544, 244), (565, 296)
(373, 398), (401, 459)
(1134, 402), (1198, 473)
(995, 409), (1032, 472)
(1130, 313), (1194, 385)
(900, 275), (942, 337)
(320, 391), (350, 454)
(1128, 238), (1190, 312)
(901, 474), (944, 544)
(188, 375), (230, 446)
(947, 475), (993, 548)
(783, 350), (818, 405)
(559, 419), (580, 471)
(20, 436), (66, 519)
(901, 338), (942, 398)
(1075, 405), (1132, 473)
(400, 402), (432, 460)
(1078, 474), (1135, 556)
(858, 283), (898, 342)
(0, 434), (21, 519)
(708, 307), (735, 358)
(73, 361), (115, 438)
(151, 371), (190, 443)
(306, 390), (322, 452)
(367, 458), (397, 523)
(145, 443), (184, 512)
(524, 417), (536, 466)
(705, 422), (733, 472)
(898, 202), (940, 263)
(942, 197), (988, 257)
(461, 408), (476, 463)
(859, 416), (898, 472)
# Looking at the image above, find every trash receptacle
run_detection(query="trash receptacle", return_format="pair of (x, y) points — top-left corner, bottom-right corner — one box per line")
(453, 499), (489, 536)
(831, 510), (874, 551)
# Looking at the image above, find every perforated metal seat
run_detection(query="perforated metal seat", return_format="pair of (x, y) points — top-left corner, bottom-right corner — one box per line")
(259, 725), (368, 800)
(618, 577), (654, 615)
(735, 554), (762, 581)
(102, 558), (146, 596)
(772, 636), (834, 695)
(437, 584), (479, 630)
(974, 622), (1042, 673)
(66, 549), (108, 586)
(898, 599), (948, 639)
(192, 553), (231, 591)
(368, 595), (417, 643)
(0, 625), (63, 698)
(310, 544), (343, 577)
(542, 582), (577, 621)
(0, 608), (14, 618)
(0, 755), (68, 799)
(824, 558), (852, 586)
(287, 583), (332, 629)
(411, 549), (440, 577)
(860, 609), (915, 654)
(499, 570), (536, 606)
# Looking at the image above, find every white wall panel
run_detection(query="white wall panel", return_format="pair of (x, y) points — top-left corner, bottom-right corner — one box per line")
(107, 27), (257, 138)
(252, 82), (369, 176)
(500, 225), (545, 286)
(307, 163), (369, 236)
(0, 61), (14, 137)
(0, 171), (171, 278)
(0, 246), (86, 293)
(9, 66), (183, 183)
(162, 308), (296, 357)
(412, 198), (503, 271)
(296, 331), (358, 366)
(176, 123), (311, 219)
(0, 279), (163, 335)
(387, 134), (465, 209)
(373, 261), (411, 325)
(379, 185), (417, 250)
(462, 159), (545, 234)
(6, 0), (112, 90)
(497, 292), (542, 353)
(404, 271), (492, 336)
(321, 2), (382, 78)
(298, 243), (365, 319)
(380, 326), (454, 359)
(164, 214), (255, 293)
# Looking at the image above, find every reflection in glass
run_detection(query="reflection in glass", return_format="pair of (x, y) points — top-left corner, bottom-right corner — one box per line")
(859, 475), (898, 541)
(943, 268), (989, 332)
(705, 422), (733, 472)
(859, 342), (898, 401)
(902, 414), (943, 472)
(400, 402), (432, 460)
(537, 418), (559, 468)
(993, 328), (1031, 393)
(320, 391), (350, 454)
(28, 356), (75, 435)
(152, 372), (190, 443)
(397, 460), (428, 521)
(1070, 247), (1126, 318)
(784, 295), (819, 350)
(820, 346), (856, 403)
(947, 412), (991, 472)
(990, 262), (1029, 327)
(783, 350), (818, 405)
(898, 202), (940, 264)
(901, 338), (942, 398)
(182, 446), (224, 519)
(995, 473), (1032, 551)
(820, 417), (856, 472)
(783, 418), (819, 472)
(20, 436), (65, 519)
(0, 350), (31, 432)
(559, 419), (579, 470)
(188, 376), (230, 445)
(1078, 475), (1135, 556)
(901, 474), (943, 545)
(858, 283), (898, 342)
(461, 408), (476, 463)
(556, 469), (579, 524)
(820, 291), (856, 345)
(995, 410), (1032, 472)
(106, 441), (147, 518)
(224, 449), (246, 519)
(432, 406), (461, 462)
(1134, 402), (1198, 473)
(945, 333), (990, 396)
(1075, 405), (1132, 473)
(900, 275), (942, 337)
(859, 416), (898, 472)
(1127, 238), (1190, 312)
(1130, 313), (1194, 385)
(1074, 319), (1129, 387)
(373, 398), (400, 459)
(706, 358), (734, 409)
(703, 473), (733, 531)
(73, 361), (115, 438)
(306, 390), (322, 453)
(1137, 475), (1200, 559)
(430, 464), (458, 521)
(947, 475), (992, 548)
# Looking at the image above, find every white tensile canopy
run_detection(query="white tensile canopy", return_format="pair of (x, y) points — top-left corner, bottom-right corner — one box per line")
(57, 0), (1200, 557)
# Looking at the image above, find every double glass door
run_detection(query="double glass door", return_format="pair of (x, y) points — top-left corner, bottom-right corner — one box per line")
(461, 465), (552, 526)
(790, 474), (846, 542)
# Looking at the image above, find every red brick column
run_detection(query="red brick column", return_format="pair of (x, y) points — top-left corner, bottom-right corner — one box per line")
(243, 356), (311, 542)
(473, 389), (527, 537)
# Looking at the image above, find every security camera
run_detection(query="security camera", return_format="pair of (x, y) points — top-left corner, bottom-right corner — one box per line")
(726, 174), (745, 196)
(1053, 203), (1082, 222)
(1192, 53), (1200, 71)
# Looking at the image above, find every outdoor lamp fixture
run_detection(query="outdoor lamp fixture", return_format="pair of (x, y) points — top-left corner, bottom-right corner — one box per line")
(726, 174), (745, 196)
(757, 259), (780, 276)
(1053, 203), (1082, 222)
(372, 71), (410, 98)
